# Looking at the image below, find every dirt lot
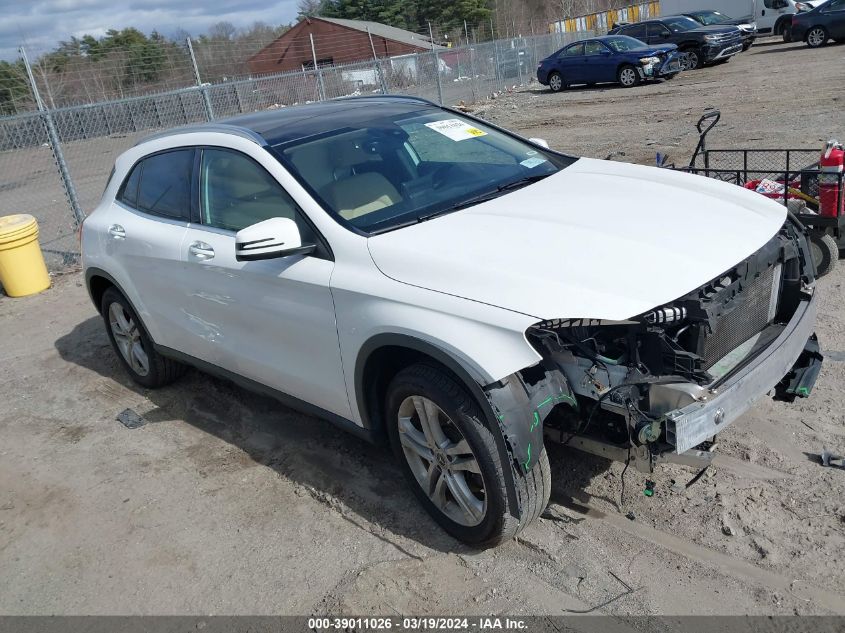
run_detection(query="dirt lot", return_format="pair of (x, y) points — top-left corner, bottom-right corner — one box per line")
(1, 38), (845, 619)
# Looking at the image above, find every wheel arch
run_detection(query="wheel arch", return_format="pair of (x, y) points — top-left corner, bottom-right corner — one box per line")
(85, 267), (125, 314)
(354, 333), (494, 435)
(354, 332), (523, 514)
(774, 16), (791, 35)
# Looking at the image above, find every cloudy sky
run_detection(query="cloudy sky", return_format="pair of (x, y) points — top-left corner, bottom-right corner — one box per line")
(0, 0), (299, 59)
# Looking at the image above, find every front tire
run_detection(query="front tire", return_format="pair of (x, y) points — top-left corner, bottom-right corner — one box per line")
(617, 64), (640, 88)
(385, 363), (550, 546)
(681, 48), (702, 71)
(101, 287), (186, 388)
(806, 26), (828, 48)
(548, 71), (564, 92)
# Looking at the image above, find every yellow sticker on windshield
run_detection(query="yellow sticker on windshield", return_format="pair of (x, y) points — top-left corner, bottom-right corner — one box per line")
(425, 119), (488, 141)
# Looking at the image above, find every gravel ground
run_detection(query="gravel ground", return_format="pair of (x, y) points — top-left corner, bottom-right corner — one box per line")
(1, 37), (844, 619)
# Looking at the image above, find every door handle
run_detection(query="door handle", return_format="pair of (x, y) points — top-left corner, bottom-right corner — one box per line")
(189, 241), (215, 260)
(108, 224), (125, 239)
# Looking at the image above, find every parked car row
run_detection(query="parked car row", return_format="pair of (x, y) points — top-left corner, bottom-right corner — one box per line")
(538, 0), (844, 91)
(790, 0), (845, 46)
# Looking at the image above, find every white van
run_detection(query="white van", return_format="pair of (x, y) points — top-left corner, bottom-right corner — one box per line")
(659, 0), (823, 39)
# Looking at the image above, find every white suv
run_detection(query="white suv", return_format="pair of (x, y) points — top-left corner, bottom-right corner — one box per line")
(82, 96), (823, 546)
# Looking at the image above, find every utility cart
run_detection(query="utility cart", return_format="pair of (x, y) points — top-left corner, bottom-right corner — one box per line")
(662, 111), (844, 277)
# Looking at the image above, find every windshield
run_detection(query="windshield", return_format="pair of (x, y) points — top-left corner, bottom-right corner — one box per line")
(692, 11), (730, 25)
(663, 16), (701, 32)
(273, 109), (568, 235)
(605, 35), (649, 52)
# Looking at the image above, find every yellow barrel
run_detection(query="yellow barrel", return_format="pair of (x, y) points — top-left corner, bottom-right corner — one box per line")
(0, 214), (51, 297)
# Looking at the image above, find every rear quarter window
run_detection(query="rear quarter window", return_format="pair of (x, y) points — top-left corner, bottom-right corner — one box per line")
(118, 149), (194, 220)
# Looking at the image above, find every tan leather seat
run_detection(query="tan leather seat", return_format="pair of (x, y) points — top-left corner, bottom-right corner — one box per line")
(319, 140), (401, 220)
(322, 172), (401, 220)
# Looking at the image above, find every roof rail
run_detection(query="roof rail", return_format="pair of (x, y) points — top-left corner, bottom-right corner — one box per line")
(135, 123), (267, 147)
(336, 94), (438, 107)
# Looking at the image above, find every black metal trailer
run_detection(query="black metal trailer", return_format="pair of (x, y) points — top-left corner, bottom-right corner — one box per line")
(662, 111), (844, 277)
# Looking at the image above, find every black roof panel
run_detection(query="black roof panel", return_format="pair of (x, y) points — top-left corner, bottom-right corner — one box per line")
(136, 96), (440, 148)
(219, 96), (435, 145)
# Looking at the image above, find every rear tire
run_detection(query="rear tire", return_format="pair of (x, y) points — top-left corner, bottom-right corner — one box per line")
(806, 26), (828, 48)
(617, 64), (640, 88)
(809, 233), (839, 278)
(782, 24), (793, 43)
(548, 71), (564, 92)
(385, 363), (550, 547)
(101, 287), (186, 388)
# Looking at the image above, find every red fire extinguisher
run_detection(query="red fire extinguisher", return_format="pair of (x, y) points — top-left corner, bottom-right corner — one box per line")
(819, 139), (844, 218)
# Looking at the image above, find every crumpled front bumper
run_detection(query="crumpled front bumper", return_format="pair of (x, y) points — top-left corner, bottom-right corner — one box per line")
(639, 53), (683, 79)
(666, 290), (821, 454)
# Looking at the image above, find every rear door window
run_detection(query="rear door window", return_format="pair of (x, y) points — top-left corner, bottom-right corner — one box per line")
(559, 43), (584, 57)
(621, 23), (647, 40)
(583, 41), (608, 56)
(131, 149), (194, 219)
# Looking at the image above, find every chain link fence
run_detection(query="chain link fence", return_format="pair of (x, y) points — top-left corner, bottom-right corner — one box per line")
(0, 29), (591, 271)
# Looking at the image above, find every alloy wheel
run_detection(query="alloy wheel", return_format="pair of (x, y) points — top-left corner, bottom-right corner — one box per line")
(681, 51), (700, 70)
(549, 73), (563, 91)
(108, 302), (150, 376)
(807, 28), (826, 47)
(619, 68), (637, 87)
(397, 395), (486, 527)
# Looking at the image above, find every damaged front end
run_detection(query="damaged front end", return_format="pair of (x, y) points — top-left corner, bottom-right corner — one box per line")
(486, 218), (823, 474)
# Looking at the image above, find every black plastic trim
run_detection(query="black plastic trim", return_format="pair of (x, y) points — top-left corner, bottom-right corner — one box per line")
(84, 267), (127, 313)
(235, 244), (316, 261)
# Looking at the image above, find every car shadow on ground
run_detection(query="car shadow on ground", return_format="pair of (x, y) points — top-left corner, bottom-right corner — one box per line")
(528, 80), (672, 96)
(751, 41), (843, 55)
(56, 316), (610, 552)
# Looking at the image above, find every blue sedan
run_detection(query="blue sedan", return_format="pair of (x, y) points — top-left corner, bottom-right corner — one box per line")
(537, 35), (683, 91)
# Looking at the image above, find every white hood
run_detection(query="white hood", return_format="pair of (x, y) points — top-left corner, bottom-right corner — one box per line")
(367, 158), (786, 321)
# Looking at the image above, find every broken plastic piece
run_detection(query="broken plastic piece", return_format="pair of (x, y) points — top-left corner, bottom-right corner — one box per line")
(644, 480), (655, 497)
(116, 408), (146, 429)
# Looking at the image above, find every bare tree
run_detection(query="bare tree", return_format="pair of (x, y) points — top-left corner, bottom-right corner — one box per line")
(208, 21), (237, 41)
(297, 0), (325, 17)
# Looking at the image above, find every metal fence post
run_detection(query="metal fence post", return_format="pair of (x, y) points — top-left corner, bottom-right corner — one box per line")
(310, 34), (326, 101)
(366, 27), (389, 94)
(428, 23), (444, 105)
(19, 46), (85, 228)
(464, 21), (477, 102)
(186, 37), (214, 121)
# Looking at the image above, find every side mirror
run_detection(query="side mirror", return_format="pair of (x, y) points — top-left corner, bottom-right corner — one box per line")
(235, 217), (315, 262)
(528, 138), (550, 148)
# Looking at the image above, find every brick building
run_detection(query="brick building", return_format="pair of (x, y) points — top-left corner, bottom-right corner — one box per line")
(247, 17), (445, 75)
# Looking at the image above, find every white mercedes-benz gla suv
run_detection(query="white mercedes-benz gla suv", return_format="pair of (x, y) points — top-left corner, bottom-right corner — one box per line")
(82, 96), (823, 546)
